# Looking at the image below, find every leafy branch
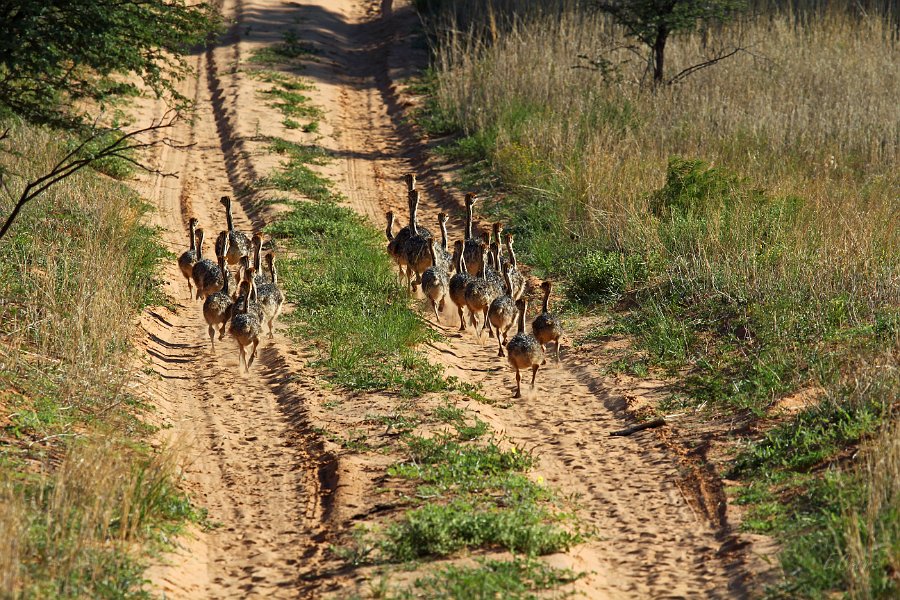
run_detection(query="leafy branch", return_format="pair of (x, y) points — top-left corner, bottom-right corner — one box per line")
(0, 0), (218, 127)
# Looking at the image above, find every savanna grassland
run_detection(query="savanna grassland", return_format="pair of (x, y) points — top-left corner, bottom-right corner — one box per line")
(414, 0), (898, 597)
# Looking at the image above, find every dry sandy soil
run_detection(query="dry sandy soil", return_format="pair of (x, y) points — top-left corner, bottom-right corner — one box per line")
(129, 0), (773, 597)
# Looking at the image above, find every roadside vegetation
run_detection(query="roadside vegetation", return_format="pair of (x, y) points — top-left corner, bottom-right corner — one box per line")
(0, 121), (200, 598)
(413, 0), (898, 597)
(0, 2), (217, 596)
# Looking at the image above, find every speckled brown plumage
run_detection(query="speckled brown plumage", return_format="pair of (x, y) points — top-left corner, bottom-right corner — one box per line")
(448, 240), (473, 331)
(532, 280), (563, 361)
(177, 217), (199, 298)
(507, 298), (544, 398)
(191, 228), (224, 300)
(203, 236), (235, 351)
(488, 263), (518, 357)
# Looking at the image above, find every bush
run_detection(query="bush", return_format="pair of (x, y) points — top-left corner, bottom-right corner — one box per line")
(650, 157), (743, 218)
(567, 249), (653, 304)
(0, 0), (217, 126)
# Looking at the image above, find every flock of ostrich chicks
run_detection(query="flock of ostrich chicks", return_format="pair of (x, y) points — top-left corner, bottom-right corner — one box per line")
(175, 177), (563, 397)
(385, 174), (563, 398)
(177, 195), (284, 372)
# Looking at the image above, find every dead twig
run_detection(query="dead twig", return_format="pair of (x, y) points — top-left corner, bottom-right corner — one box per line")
(27, 432), (81, 448)
(609, 417), (667, 436)
(666, 46), (746, 85)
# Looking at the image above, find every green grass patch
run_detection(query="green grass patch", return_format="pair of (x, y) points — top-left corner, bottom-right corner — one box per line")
(567, 249), (654, 305)
(248, 29), (317, 64)
(367, 410), (421, 435)
(247, 69), (314, 90)
(338, 431), (579, 565)
(126, 218), (174, 310)
(255, 138), (334, 202)
(431, 402), (489, 440)
(409, 69), (461, 137)
(261, 87), (323, 120)
(269, 200), (474, 398)
(380, 499), (579, 562)
(388, 435), (538, 497)
(248, 69), (322, 133)
(732, 399), (888, 476)
(728, 367), (898, 598)
(395, 556), (580, 600)
(328, 405), (582, 594)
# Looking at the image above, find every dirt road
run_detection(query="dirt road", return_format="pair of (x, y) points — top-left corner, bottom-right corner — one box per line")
(134, 0), (756, 597)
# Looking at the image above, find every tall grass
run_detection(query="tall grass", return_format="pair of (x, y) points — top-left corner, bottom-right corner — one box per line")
(0, 121), (167, 415)
(842, 409), (900, 599)
(431, 5), (898, 233)
(729, 361), (898, 598)
(0, 442), (190, 598)
(0, 119), (190, 598)
(424, 3), (899, 406)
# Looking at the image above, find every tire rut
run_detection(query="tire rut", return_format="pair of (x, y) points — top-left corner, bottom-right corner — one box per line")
(131, 1), (336, 596)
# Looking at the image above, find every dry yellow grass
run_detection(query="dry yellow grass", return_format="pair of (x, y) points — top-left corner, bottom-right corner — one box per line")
(0, 120), (186, 597)
(843, 409), (900, 600)
(0, 442), (184, 596)
(0, 123), (151, 408)
(431, 7), (898, 311)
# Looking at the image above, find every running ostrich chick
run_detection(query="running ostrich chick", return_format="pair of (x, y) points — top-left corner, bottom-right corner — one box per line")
(532, 280), (563, 361)
(506, 298), (545, 398)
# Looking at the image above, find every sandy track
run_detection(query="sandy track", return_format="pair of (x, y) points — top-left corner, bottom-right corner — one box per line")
(130, 0), (755, 597)
(132, 2), (337, 596)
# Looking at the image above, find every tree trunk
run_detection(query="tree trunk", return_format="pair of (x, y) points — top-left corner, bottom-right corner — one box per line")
(653, 25), (669, 85)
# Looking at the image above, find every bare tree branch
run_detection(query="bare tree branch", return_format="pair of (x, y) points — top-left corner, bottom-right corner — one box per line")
(666, 46), (746, 85)
(0, 110), (184, 241)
